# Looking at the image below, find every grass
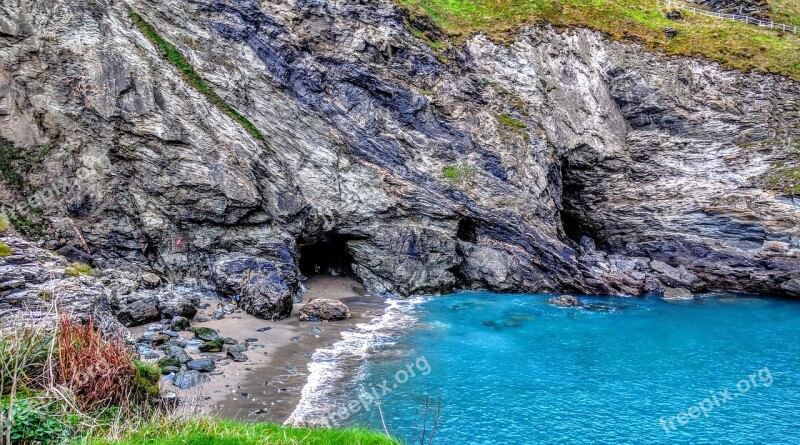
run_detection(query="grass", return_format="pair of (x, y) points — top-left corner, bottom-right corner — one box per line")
(0, 242), (11, 257)
(66, 262), (94, 277)
(0, 214), (9, 233)
(128, 11), (264, 140)
(83, 418), (399, 445)
(443, 163), (475, 183)
(496, 113), (528, 131)
(396, 0), (800, 80)
(759, 163), (800, 195)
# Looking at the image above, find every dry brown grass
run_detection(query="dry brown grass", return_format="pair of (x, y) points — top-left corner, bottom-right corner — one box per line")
(56, 317), (137, 411)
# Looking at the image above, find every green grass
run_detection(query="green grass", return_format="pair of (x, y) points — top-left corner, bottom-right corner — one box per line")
(83, 418), (398, 445)
(443, 163), (475, 183)
(0, 214), (9, 232)
(128, 11), (264, 140)
(65, 262), (94, 277)
(496, 113), (528, 131)
(759, 163), (800, 195)
(396, 0), (800, 80)
(768, 0), (800, 28)
(0, 242), (11, 257)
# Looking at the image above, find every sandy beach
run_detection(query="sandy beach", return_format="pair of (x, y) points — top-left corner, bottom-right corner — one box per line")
(134, 276), (390, 423)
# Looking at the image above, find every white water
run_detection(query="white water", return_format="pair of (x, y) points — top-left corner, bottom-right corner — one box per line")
(286, 297), (424, 426)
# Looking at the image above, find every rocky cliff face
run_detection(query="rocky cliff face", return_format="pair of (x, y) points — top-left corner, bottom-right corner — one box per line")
(1, 0), (798, 321)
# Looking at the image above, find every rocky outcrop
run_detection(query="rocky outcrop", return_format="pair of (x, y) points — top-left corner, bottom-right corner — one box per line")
(299, 299), (351, 322)
(0, 0), (797, 310)
(548, 295), (583, 308)
(0, 237), (129, 338)
(687, 0), (770, 19)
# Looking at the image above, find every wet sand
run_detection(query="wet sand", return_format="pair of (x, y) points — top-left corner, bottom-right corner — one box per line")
(142, 276), (390, 423)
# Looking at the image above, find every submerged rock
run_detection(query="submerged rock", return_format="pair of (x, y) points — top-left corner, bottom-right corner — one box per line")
(663, 287), (693, 300)
(299, 299), (350, 321)
(548, 295), (583, 308)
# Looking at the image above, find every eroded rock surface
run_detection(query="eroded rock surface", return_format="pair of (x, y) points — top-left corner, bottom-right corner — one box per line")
(0, 0), (797, 312)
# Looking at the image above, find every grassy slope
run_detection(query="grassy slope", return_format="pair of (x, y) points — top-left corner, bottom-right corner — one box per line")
(397, 0), (800, 80)
(128, 11), (264, 140)
(84, 419), (398, 445)
(768, 0), (800, 28)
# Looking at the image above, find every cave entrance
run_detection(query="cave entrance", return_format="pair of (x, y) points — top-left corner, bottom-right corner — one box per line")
(559, 152), (601, 246)
(298, 234), (356, 277)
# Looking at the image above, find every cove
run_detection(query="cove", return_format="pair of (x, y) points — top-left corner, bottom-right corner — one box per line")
(348, 292), (800, 444)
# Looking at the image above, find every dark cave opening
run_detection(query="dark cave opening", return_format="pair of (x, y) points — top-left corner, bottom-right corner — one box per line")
(298, 234), (357, 277)
(456, 217), (479, 243)
(558, 155), (601, 247)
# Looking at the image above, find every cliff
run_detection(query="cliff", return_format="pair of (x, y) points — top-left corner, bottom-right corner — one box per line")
(1, 0), (798, 321)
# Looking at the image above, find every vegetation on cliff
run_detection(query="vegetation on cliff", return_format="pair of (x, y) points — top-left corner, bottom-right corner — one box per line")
(397, 0), (800, 79)
(128, 11), (265, 140)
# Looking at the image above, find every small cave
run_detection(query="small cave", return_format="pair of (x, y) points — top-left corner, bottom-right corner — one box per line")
(298, 234), (357, 277)
(456, 217), (479, 243)
(558, 155), (603, 248)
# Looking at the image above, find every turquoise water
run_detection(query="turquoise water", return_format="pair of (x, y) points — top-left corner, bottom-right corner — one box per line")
(349, 292), (800, 444)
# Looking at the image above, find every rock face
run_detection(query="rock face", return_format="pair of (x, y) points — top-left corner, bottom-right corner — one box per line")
(0, 0), (798, 309)
(299, 299), (351, 322)
(0, 237), (129, 338)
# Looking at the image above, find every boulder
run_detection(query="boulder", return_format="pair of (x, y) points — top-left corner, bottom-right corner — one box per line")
(165, 345), (192, 364)
(173, 370), (209, 389)
(548, 295), (582, 308)
(665, 10), (682, 20)
(227, 348), (249, 362)
(663, 287), (693, 300)
(192, 327), (222, 341)
(170, 316), (191, 331)
(299, 299), (350, 321)
(213, 252), (298, 320)
(139, 272), (162, 289)
(186, 358), (216, 373)
(664, 27), (678, 38)
(117, 295), (160, 327)
(199, 339), (224, 352)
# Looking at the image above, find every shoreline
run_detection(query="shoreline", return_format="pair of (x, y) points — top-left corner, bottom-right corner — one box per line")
(135, 276), (392, 424)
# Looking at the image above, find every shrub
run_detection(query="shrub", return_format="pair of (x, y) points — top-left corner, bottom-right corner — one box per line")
(131, 361), (161, 401)
(1, 397), (71, 445)
(0, 214), (9, 232)
(0, 330), (53, 396)
(56, 317), (137, 410)
(0, 242), (11, 257)
(66, 262), (94, 277)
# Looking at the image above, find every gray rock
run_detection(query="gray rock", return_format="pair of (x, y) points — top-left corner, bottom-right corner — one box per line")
(663, 287), (694, 300)
(140, 272), (162, 289)
(192, 327), (222, 341)
(186, 358), (216, 373)
(227, 349), (249, 362)
(173, 370), (210, 389)
(548, 295), (583, 308)
(299, 299), (351, 321)
(170, 316), (191, 331)
(161, 365), (180, 375)
(664, 27), (678, 38)
(213, 254), (298, 320)
(165, 346), (192, 364)
(117, 295), (160, 327)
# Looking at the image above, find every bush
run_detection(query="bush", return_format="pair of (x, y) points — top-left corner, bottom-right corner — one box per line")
(0, 214), (9, 232)
(56, 317), (137, 410)
(0, 330), (53, 396)
(1, 397), (71, 445)
(0, 242), (11, 257)
(131, 361), (161, 401)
